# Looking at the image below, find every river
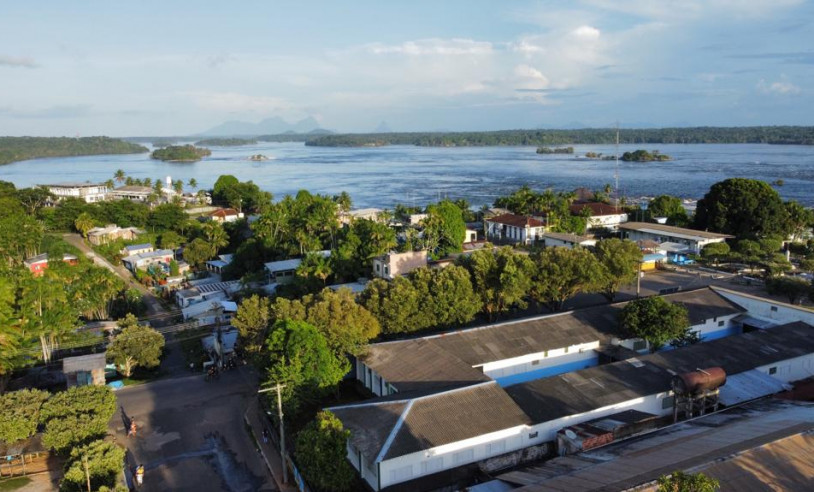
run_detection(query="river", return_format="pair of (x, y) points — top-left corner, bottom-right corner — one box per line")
(1, 142), (812, 208)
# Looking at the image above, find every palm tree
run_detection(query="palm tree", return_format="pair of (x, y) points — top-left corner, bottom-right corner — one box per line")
(104, 179), (115, 190)
(114, 169), (126, 184)
(74, 212), (95, 238)
(188, 178), (198, 190)
(173, 180), (184, 194)
(143, 177), (152, 188)
(125, 176), (134, 186)
(154, 179), (163, 193)
(202, 222), (229, 255)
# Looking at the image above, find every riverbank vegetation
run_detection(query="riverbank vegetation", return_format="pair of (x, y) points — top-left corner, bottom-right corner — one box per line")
(194, 138), (257, 146)
(150, 144), (212, 161)
(0, 136), (147, 166)
(620, 149), (671, 161)
(305, 126), (814, 147)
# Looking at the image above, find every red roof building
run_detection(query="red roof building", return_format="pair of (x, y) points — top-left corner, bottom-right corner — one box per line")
(485, 213), (547, 245)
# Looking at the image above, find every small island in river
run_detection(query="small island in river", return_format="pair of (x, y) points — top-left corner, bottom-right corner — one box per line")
(150, 144), (212, 162)
(195, 138), (258, 146)
(620, 149), (671, 162)
(536, 146), (574, 154)
(248, 154), (271, 161)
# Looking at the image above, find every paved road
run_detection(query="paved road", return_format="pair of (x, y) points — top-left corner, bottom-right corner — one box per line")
(62, 233), (170, 317)
(110, 368), (275, 492)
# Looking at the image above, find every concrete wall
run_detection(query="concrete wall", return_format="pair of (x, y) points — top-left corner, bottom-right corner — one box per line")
(482, 341), (601, 386)
(756, 353), (814, 383)
(587, 213), (628, 230)
(714, 289), (814, 326)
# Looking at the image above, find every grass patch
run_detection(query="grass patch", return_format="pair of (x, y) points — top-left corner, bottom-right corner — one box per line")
(0, 476), (32, 491)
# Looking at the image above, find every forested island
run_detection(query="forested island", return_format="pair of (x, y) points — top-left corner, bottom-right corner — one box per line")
(305, 126), (814, 147)
(537, 146), (574, 154)
(150, 144), (212, 162)
(620, 149), (671, 162)
(195, 138), (258, 146)
(0, 136), (147, 165)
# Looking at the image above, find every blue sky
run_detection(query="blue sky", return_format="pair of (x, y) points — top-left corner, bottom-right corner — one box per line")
(1, 0), (812, 136)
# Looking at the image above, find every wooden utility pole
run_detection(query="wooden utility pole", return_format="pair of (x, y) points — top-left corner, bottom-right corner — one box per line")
(258, 383), (288, 484)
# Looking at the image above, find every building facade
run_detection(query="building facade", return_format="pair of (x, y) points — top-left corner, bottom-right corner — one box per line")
(485, 214), (546, 245)
(46, 182), (108, 203)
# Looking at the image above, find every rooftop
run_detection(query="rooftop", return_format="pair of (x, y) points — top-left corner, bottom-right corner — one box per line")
(487, 213), (546, 228)
(569, 202), (626, 216)
(620, 222), (733, 240)
(112, 185), (153, 193)
(331, 382), (532, 461)
(121, 249), (173, 263)
(542, 232), (596, 244)
(23, 253), (78, 265)
(362, 288), (744, 391)
(505, 321), (814, 424)
(498, 399), (814, 492)
(45, 182), (106, 188)
(124, 243), (153, 251)
(210, 208), (240, 218)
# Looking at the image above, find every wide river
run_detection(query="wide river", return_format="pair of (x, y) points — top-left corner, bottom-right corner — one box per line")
(1, 142), (813, 208)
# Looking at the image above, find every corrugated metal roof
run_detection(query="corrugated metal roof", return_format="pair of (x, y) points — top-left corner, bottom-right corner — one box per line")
(719, 369), (792, 406)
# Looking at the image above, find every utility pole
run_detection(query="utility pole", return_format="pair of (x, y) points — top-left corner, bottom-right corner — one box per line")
(636, 261), (642, 298)
(258, 383), (288, 484)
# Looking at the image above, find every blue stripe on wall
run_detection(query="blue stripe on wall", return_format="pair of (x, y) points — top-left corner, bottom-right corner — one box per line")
(496, 357), (599, 387)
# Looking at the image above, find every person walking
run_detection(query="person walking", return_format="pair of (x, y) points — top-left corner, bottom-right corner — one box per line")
(262, 428), (269, 444)
(129, 419), (137, 437)
(136, 464), (145, 486)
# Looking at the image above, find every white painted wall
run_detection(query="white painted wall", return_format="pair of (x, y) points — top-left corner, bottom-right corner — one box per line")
(714, 289), (814, 326)
(756, 353), (814, 383)
(480, 342), (600, 379)
(587, 213), (628, 229)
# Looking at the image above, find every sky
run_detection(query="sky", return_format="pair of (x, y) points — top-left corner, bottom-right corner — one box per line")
(0, 0), (812, 136)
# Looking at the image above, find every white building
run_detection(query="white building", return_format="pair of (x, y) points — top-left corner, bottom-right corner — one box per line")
(174, 280), (241, 308)
(107, 185), (153, 202)
(206, 254), (234, 275)
(45, 182), (108, 203)
(121, 249), (174, 272)
(341, 208), (384, 225)
(619, 222), (733, 254)
(263, 251), (330, 285)
(371, 250), (428, 280)
(485, 213), (546, 245)
(542, 232), (596, 249)
(121, 243), (154, 257)
(181, 299), (237, 325)
(569, 203), (628, 231)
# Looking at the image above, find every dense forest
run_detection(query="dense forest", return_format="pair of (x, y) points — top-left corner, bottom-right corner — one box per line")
(305, 126), (814, 147)
(195, 138), (258, 146)
(0, 136), (147, 165)
(150, 144), (212, 162)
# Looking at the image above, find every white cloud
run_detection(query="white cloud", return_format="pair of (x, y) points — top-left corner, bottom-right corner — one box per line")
(573, 25), (601, 40)
(365, 38), (493, 56)
(513, 64), (550, 90)
(757, 79), (801, 95)
(0, 55), (38, 68)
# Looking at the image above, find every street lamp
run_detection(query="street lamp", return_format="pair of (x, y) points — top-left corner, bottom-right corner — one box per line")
(258, 383), (287, 484)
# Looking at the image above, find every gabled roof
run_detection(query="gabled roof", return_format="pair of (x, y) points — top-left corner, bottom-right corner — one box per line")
(23, 253), (78, 266)
(620, 222), (733, 240)
(361, 288), (744, 390)
(569, 202), (626, 216)
(210, 208), (240, 218)
(506, 321), (814, 424)
(486, 213), (546, 228)
(542, 232), (596, 244)
(331, 382), (532, 462)
(124, 243), (153, 252)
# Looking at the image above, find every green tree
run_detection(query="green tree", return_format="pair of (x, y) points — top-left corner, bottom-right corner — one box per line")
(656, 471), (720, 492)
(410, 266), (480, 328)
(422, 200), (467, 257)
(213, 175), (240, 203)
(297, 288), (380, 356)
(40, 386), (117, 453)
(60, 440), (126, 492)
(361, 277), (425, 334)
(265, 320), (347, 413)
(531, 247), (605, 311)
(701, 242), (730, 266)
(594, 239), (642, 301)
(16, 186), (54, 215)
(19, 274), (79, 362)
(694, 178), (791, 238)
(295, 251), (334, 292)
(74, 212), (95, 238)
(113, 169), (126, 184)
(294, 411), (356, 492)
(619, 297), (689, 351)
(159, 230), (184, 250)
(173, 179), (184, 194)
(188, 178), (198, 190)
(766, 276), (811, 304)
(183, 238), (214, 268)
(0, 389), (49, 444)
(233, 295), (273, 357)
(785, 200), (814, 242)
(106, 323), (165, 377)
(147, 203), (186, 231)
(456, 247), (534, 320)
(648, 195), (688, 226)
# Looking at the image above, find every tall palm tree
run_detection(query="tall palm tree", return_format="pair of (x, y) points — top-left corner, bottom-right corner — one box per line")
(188, 178), (198, 190)
(173, 180), (184, 194)
(202, 222), (229, 255)
(114, 169), (126, 183)
(74, 212), (95, 238)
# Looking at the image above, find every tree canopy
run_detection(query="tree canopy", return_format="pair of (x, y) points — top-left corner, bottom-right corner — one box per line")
(531, 247), (604, 311)
(657, 471), (720, 492)
(0, 136), (147, 166)
(619, 297), (689, 351)
(0, 389), (49, 444)
(150, 144), (211, 162)
(294, 411), (356, 492)
(40, 385), (117, 453)
(61, 440), (126, 492)
(106, 322), (165, 377)
(647, 195), (688, 226)
(694, 178), (791, 238)
(456, 247), (534, 321)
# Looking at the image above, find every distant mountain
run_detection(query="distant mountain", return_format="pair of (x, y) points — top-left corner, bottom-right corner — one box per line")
(374, 121), (393, 133)
(196, 116), (326, 136)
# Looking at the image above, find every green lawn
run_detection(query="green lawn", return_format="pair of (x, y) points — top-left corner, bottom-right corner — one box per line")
(0, 476), (32, 491)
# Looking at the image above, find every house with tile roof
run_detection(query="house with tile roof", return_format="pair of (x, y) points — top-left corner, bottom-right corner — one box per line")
(569, 202), (628, 231)
(484, 213), (546, 245)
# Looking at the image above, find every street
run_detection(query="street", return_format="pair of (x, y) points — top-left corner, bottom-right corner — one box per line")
(110, 368), (276, 492)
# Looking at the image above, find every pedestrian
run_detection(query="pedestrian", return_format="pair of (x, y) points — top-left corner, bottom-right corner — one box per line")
(262, 428), (269, 444)
(129, 419), (137, 437)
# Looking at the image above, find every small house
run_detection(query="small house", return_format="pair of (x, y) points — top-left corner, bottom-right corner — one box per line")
(485, 213), (546, 245)
(23, 253), (79, 277)
(62, 353), (106, 388)
(121, 243), (154, 257)
(264, 251), (331, 285)
(542, 232), (596, 249)
(208, 208), (243, 223)
(569, 203), (628, 231)
(121, 249), (174, 272)
(619, 222), (732, 254)
(87, 224), (142, 246)
(372, 250), (428, 280)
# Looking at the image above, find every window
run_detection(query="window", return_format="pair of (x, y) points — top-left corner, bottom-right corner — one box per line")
(375, 264), (380, 272)
(718, 320), (725, 327)
(487, 440), (506, 455)
(384, 266), (389, 275)
(390, 465), (413, 483)
(769, 366), (777, 375)
(528, 431), (539, 439)
(531, 360), (540, 366)
(662, 396), (675, 409)
(453, 449), (474, 465)
(420, 457), (443, 475)
(771, 306), (778, 312)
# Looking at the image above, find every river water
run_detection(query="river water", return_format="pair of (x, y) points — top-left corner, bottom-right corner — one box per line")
(1, 142), (812, 208)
